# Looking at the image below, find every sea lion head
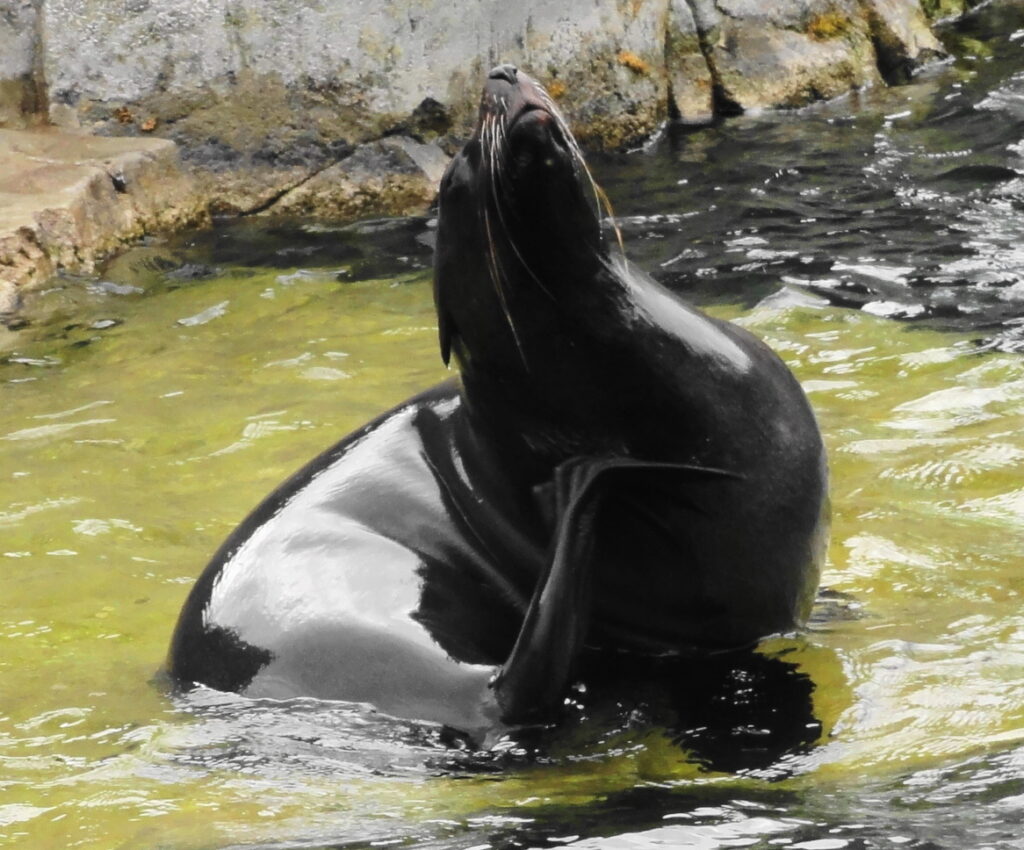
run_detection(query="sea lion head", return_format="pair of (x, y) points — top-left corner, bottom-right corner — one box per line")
(434, 66), (610, 377)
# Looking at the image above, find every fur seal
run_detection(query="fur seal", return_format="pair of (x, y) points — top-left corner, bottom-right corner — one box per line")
(168, 65), (829, 740)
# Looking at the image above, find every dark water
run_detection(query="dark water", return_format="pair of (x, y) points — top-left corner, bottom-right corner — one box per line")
(598, 3), (1024, 353)
(1, 3), (1023, 849)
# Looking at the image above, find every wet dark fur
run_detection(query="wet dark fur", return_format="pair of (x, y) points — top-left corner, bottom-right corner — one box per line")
(169, 67), (829, 738)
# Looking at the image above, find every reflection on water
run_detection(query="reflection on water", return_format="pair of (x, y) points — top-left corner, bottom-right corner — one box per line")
(2, 3), (1024, 849)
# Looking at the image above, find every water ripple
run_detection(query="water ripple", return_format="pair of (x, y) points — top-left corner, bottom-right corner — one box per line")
(1, 419), (117, 442)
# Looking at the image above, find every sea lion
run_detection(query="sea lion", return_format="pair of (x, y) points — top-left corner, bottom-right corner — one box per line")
(168, 65), (829, 740)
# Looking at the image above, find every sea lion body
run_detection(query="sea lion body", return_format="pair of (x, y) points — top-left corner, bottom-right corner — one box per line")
(168, 67), (828, 737)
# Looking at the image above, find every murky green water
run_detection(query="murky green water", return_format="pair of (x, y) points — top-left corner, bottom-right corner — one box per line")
(3, 5), (1024, 849)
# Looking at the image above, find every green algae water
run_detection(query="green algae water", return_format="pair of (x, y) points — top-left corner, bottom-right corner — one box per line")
(3, 5), (1024, 849)
(3, 250), (1022, 850)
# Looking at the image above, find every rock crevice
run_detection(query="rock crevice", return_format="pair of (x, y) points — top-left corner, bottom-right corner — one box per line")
(674, 0), (946, 118)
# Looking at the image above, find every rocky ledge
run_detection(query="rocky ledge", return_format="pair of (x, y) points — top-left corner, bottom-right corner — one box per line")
(0, 130), (207, 315)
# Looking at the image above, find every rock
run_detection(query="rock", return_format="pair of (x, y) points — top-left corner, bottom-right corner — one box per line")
(0, 129), (209, 301)
(518, 3), (671, 151)
(0, 0), (45, 128)
(691, 0), (882, 112)
(685, 0), (950, 111)
(667, 0), (715, 124)
(268, 137), (450, 220)
(0, 278), (21, 316)
(19, 1), (965, 143)
(918, 0), (981, 22)
(194, 165), (322, 217)
(34, 1), (953, 158)
(0, 1), (964, 235)
(863, 0), (948, 83)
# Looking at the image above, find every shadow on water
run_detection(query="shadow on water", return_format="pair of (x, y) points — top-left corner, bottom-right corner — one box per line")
(165, 216), (435, 281)
(569, 648), (822, 777)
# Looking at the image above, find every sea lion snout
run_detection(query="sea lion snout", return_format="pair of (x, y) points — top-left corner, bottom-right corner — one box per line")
(482, 63), (523, 108)
(488, 64), (518, 84)
(481, 64), (549, 125)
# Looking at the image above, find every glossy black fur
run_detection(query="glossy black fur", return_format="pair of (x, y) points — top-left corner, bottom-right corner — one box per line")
(169, 67), (829, 738)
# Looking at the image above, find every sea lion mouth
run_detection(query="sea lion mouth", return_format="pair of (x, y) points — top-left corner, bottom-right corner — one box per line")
(508, 104), (550, 130)
(480, 65), (564, 144)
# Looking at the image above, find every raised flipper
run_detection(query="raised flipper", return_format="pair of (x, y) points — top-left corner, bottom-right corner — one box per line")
(491, 456), (740, 726)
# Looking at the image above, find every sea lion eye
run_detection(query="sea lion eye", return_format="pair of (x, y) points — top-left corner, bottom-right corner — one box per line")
(515, 149), (535, 170)
(510, 133), (565, 178)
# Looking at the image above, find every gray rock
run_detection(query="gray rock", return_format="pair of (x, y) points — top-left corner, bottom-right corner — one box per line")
(863, 0), (947, 83)
(2, 1), (960, 218)
(35, 2), (951, 154)
(268, 136), (450, 220)
(667, 0), (714, 124)
(0, 129), (209, 300)
(0, 0), (45, 128)
(695, 1), (878, 112)
(685, 0), (724, 34)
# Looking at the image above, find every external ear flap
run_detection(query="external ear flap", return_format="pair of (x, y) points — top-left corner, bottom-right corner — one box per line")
(438, 307), (455, 366)
(432, 242), (464, 368)
(433, 244), (449, 365)
(433, 260), (457, 366)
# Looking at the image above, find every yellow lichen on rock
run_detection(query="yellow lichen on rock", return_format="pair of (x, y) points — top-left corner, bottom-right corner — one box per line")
(807, 11), (852, 41)
(546, 80), (567, 100)
(617, 50), (651, 76)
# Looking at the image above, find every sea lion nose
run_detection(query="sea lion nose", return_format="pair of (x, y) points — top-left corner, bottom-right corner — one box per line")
(488, 64), (518, 84)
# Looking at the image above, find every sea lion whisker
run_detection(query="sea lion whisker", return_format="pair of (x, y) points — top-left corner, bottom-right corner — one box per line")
(590, 177), (626, 257)
(481, 193), (503, 292)
(492, 201), (555, 301)
(484, 119), (555, 301)
(486, 119), (504, 198)
(491, 122), (512, 195)
(535, 91), (624, 256)
(483, 154), (534, 308)
(503, 230), (555, 300)
(489, 121), (503, 179)
(482, 114), (493, 158)
(484, 204), (531, 372)
(574, 153), (624, 257)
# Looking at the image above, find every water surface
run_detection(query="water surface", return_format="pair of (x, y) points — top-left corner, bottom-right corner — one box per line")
(1, 4), (1023, 848)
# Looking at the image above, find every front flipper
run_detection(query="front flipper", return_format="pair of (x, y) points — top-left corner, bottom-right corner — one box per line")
(491, 456), (740, 726)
